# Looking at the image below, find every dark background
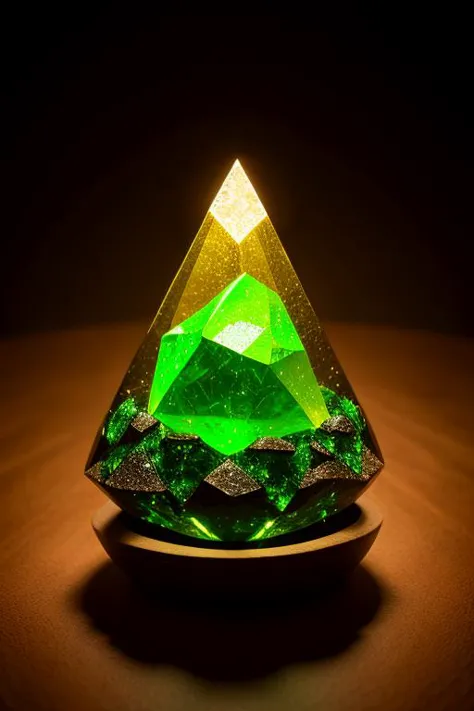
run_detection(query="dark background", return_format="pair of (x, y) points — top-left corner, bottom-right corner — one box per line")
(2, 9), (472, 336)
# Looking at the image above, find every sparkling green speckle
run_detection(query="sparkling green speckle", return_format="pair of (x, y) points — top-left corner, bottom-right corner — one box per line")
(104, 397), (138, 445)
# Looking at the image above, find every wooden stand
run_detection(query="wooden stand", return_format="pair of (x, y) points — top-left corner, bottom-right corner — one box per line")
(92, 499), (382, 596)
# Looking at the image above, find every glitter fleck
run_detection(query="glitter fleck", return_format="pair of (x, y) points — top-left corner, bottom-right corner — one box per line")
(205, 460), (261, 496)
(249, 437), (296, 452)
(299, 460), (355, 488)
(310, 439), (333, 456)
(362, 445), (383, 478)
(106, 450), (167, 492)
(85, 462), (103, 483)
(131, 411), (159, 433)
(321, 415), (355, 434)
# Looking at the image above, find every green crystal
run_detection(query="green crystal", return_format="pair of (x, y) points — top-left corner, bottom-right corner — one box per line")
(313, 428), (363, 474)
(101, 442), (135, 476)
(315, 387), (365, 474)
(158, 437), (224, 503)
(104, 397), (138, 445)
(148, 273), (329, 455)
(232, 430), (314, 511)
(321, 386), (364, 432)
(85, 161), (384, 543)
(140, 423), (166, 470)
(233, 449), (298, 511)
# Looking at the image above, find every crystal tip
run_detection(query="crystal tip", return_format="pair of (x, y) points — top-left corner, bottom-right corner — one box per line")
(209, 160), (267, 243)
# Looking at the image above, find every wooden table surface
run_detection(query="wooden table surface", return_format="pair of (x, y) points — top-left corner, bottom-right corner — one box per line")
(1, 322), (473, 711)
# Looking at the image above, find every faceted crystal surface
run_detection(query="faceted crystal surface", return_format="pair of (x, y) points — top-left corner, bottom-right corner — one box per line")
(148, 273), (329, 455)
(85, 160), (384, 543)
(209, 159), (267, 242)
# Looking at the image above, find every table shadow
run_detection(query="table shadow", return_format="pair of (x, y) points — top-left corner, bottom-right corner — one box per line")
(71, 560), (387, 682)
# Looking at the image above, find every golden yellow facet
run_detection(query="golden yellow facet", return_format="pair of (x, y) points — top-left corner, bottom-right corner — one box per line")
(209, 160), (267, 243)
(169, 216), (278, 328)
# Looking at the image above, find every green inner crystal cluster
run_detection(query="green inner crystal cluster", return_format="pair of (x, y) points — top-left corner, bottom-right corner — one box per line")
(148, 273), (329, 454)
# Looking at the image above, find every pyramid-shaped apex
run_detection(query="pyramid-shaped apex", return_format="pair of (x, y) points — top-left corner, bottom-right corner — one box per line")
(209, 160), (267, 243)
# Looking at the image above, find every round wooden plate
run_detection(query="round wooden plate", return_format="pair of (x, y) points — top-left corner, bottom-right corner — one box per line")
(92, 498), (382, 596)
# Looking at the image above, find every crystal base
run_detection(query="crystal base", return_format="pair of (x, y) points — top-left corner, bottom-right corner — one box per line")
(92, 498), (383, 596)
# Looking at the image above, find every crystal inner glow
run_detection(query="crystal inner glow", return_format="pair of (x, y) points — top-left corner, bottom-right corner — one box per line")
(148, 273), (329, 455)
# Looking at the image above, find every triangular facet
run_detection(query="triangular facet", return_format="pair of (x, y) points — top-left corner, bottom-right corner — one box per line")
(205, 460), (261, 496)
(107, 450), (166, 492)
